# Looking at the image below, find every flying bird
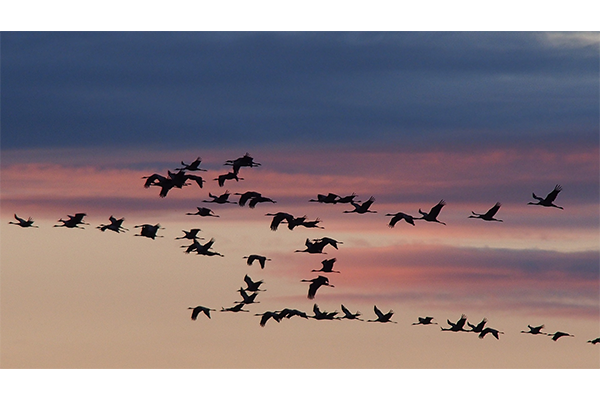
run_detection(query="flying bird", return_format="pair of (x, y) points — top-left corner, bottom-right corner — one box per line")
(335, 193), (358, 204)
(412, 317), (437, 326)
(174, 229), (203, 240)
(182, 238), (223, 256)
(236, 288), (260, 305)
(417, 200), (446, 225)
(467, 318), (488, 333)
(97, 216), (128, 233)
(299, 218), (324, 229)
(386, 212), (415, 227)
(309, 193), (340, 204)
(134, 224), (163, 239)
(441, 314), (469, 332)
(277, 308), (309, 320)
(367, 305), (396, 323)
(587, 337), (600, 344)
(469, 202), (503, 222)
(225, 153), (261, 174)
(243, 274), (265, 292)
(220, 303), (249, 313)
(255, 311), (281, 327)
(188, 305), (216, 320)
(343, 196), (377, 214)
(301, 275), (334, 299)
(203, 191), (235, 204)
(9, 214), (39, 228)
(520, 324), (546, 335)
(243, 254), (271, 269)
(528, 184), (564, 209)
(265, 212), (294, 231)
(54, 213), (88, 229)
(248, 195), (277, 209)
(479, 327), (504, 340)
(311, 258), (340, 273)
(215, 171), (243, 187)
(176, 157), (206, 171)
(236, 191), (262, 207)
(340, 304), (362, 321)
(549, 331), (574, 341)
(311, 304), (338, 320)
(186, 207), (219, 217)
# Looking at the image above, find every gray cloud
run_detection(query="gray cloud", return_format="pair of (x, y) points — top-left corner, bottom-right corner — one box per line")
(2, 32), (598, 151)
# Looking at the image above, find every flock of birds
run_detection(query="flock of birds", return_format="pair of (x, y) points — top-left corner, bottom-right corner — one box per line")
(8, 153), (599, 348)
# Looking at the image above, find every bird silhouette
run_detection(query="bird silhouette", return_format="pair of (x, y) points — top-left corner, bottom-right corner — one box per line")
(203, 191), (235, 204)
(186, 207), (220, 217)
(255, 311), (281, 327)
(299, 218), (324, 229)
(311, 304), (338, 320)
(188, 305), (216, 320)
(520, 324), (546, 335)
(248, 195), (277, 209)
(142, 173), (175, 197)
(309, 193), (340, 204)
(412, 316), (437, 326)
(236, 288), (260, 304)
(97, 216), (128, 233)
(54, 213), (88, 229)
(174, 229), (203, 240)
(311, 258), (340, 273)
(220, 303), (249, 313)
(367, 305), (396, 323)
(215, 171), (243, 187)
(467, 318), (488, 333)
(479, 327), (504, 340)
(340, 304), (362, 321)
(587, 337), (600, 344)
(386, 212), (415, 227)
(301, 275), (334, 299)
(134, 224), (163, 239)
(277, 308), (309, 319)
(417, 200), (446, 225)
(243, 254), (271, 269)
(176, 157), (206, 171)
(236, 191), (262, 207)
(549, 331), (574, 341)
(343, 196), (377, 214)
(243, 274), (265, 292)
(295, 237), (343, 254)
(441, 314), (469, 332)
(9, 214), (39, 228)
(335, 193), (358, 204)
(265, 212), (294, 231)
(182, 238), (223, 257)
(469, 202), (503, 222)
(225, 153), (261, 174)
(528, 184), (564, 209)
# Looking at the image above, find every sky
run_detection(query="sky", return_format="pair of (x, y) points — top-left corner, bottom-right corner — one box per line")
(1, 28), (599, 396)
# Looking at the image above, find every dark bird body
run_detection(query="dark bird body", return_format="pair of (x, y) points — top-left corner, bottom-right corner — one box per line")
(244, 254), (271, 269)
(587, 337), (600, 344)
(188, 305), (216, 320)
(468, 318), (488, 333)
(441, 314), (469, 332)
(220, 303), (249, 313)
(311, 304), (338, 320)
(265, 212), (294, 231)
(177, 157), (206, 171)
(203, 191), (235, 204)
(309, 193), (340, 204)
(215, 171), (243, 187)
(479, 327), (504, 340)
(386, 212), (415, 227)
(277, 308), (309, 320)
(174, 229), (203, 240)
(9, 214), (39, 228)
(301, 275), (334, 299)
(343, 196), (377, 214)
(225, 153), (261, 174)
(520, 324), (546, 335)
(312, 258), (340, 273)
(243, 274), (265, 292)
(469, 202), (503, 222)
(182, 238), (223, 256)
(54, 213), (88, 229)
(134, 224), (162, 239)
(417, 200), (446, 225)
(368, 305), (396, 323)
(528, 185), (563, 209)
(549, 331), (574, 341)
(255, 311), (281, 327)
(412, 316), (437, 325)
(186, 207), (219, 217)
(236, 288), (260, 305)
(340, 304), (362, 321)
(97, 216), (128, 233)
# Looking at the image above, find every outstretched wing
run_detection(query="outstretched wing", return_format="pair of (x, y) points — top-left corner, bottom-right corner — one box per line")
(483, 202), (501, 218)
(428, 200), (446, 218)
(544, 185), (562, 203)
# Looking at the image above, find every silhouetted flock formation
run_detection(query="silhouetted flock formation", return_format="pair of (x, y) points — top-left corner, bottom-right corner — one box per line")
(9, 154), (599, 347)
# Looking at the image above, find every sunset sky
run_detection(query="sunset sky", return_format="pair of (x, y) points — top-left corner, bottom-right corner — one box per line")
(1, 28), (599, 395)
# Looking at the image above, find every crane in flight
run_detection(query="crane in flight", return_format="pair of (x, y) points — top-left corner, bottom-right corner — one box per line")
(225, 153), (261, 174)
(340, 305), (362, 321)
(243, 254), (271, 269)
(301, 275), (334, 299)
(255, 311), (281, 327)
(9, 214), (39, 228)
(479, 327), (504, 340)
(311, 258), (340, 273)
(467, 318), (488, 333)
(417, 200), (446, 225)
(182, 238), (223, 256)
(236, 191), (262, 207)
(520, 324), (547, 335)
(309, 193), (340, 204)
(186, 207), (219, 217)
(343, 196), (377, 214)
(548, 331), (574, 341)
(174, 229), (203, 240)
(203, 191), (235, 204)
(134, 224), (163, 239)
(188, 305), (216, 320)
(277, 308), (309, 320)
(386, 212), (415, 227)
(220, 303), (249, 313)
(265, 212), (294, 231)
(176, 157), (206, 171)
(215, 171), (243, 187)
(441, 314), (469, 332)
(54, 213), (88, 229)
(528, 184), (564, 209)
(311, 304), (338, 320)
(587, 337), (600, 344)
(97, 216), (128, 233)
(367, 305), (396, 323)
(243, 275), (265, 292)
(412, 316), (437, 326)
(469, 202), (503, 222)
(236, 288), (260, 305)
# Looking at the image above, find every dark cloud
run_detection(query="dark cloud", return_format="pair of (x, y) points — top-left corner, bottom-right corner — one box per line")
(2, 32), (598, 151)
